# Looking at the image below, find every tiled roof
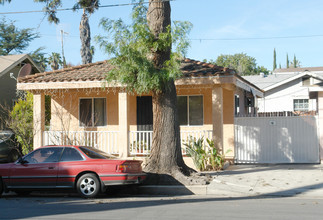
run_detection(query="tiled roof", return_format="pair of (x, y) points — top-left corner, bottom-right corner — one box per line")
(274, 66), (323, 74)
(18, 58), (235, 83)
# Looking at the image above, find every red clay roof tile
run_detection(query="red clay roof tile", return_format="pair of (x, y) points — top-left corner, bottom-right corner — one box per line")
(18, 59), (235, 84)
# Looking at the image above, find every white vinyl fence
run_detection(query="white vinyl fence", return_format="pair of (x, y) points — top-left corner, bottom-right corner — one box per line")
(235, 116), (320, 164)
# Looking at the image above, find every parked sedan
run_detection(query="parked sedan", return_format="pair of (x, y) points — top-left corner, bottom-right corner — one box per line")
(0, 131), (21, 163)
(0, 145), (146, 198)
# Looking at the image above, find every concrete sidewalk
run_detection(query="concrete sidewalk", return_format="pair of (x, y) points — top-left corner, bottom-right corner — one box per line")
(140, 164), (323, 197)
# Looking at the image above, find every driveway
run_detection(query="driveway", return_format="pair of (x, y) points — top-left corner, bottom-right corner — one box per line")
(208, 164), (323, 197)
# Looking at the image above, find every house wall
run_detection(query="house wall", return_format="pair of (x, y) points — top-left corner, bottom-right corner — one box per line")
(258, 78), (317, 112)
(0, 67), (20, 129)
(176, 86), (213, 131)
(49, 89), (120, 132)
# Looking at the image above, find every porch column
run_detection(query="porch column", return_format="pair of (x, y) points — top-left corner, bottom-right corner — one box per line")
(212, 86), (224, 151)
(33, 92), (45, 149)
(222, 88), (235, 160)
(318, 92), (323, 160)
(118, 92), (129, 158)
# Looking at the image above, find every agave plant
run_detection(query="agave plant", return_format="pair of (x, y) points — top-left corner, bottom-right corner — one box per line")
(184, 136), (207, 171)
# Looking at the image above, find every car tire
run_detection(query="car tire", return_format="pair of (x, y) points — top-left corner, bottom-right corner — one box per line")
(76, 173), (100, 198)
(13, 190), (31, 196)
(0, 178), (3, 197)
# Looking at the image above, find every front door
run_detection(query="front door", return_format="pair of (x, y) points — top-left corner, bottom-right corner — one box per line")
(137, 96), (153, 131)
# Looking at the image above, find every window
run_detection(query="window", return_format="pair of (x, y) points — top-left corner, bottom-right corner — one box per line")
(80, 98), (106, 127)
(293, 99), (309, 112)
(235, 95), (240, 116)
(60, 147), (84, 162)
(23, 147), (63, 164)
(177, 96), (203, 126)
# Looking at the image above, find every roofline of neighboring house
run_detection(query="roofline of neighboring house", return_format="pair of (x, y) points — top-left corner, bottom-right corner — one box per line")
(274, 66), (323, 74)
(263, 71), (323, 92)
(0, 54), (42, 78)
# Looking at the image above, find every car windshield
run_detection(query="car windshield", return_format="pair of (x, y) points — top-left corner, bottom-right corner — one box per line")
(79, 146), (116, 159)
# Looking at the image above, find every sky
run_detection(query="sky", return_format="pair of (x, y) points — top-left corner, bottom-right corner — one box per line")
(1, 0), (323, 71)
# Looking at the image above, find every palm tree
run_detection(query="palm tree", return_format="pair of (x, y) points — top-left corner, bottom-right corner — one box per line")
(48, 52), (63, 70)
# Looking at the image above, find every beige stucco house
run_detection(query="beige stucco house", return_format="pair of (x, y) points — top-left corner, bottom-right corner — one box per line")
(17, 58), (262, 167)
(0, 54), (41, 129)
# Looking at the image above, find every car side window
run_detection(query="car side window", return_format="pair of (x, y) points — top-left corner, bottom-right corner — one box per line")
(60, 147), (84, 162)
(23, 148), (63, 164)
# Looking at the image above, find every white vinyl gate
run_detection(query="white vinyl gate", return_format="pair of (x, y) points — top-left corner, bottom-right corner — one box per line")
(235, 116), (320, 164)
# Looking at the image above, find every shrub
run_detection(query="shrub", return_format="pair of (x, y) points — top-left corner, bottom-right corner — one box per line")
(10, 92), (33, 155)
(184, 136), (230, 171)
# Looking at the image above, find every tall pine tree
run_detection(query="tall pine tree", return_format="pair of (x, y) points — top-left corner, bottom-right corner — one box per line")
(273, 48), (277, 71)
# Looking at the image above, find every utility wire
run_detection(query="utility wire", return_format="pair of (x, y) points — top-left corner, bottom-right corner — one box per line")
(0, 0), (175, 15)
(191, 34), (323, 41)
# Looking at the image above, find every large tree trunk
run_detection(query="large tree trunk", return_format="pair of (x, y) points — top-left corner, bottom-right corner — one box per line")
(79, 11), (92, 64)
(144, 0), (199, 183)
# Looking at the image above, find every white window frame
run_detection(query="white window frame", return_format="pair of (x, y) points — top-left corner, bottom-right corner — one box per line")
(177, 95), (204, 126)
(293, 99), (309, 112)
(79, 97), (107, 127)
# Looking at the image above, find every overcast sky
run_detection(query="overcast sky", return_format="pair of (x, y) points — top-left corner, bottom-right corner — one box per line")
(1, 0), (323, 71)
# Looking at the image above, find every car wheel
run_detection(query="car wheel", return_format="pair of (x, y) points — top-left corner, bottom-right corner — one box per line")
(0, 178), (3, 197)
(7, 150), (20, 163)
(76, 173), (100, 198)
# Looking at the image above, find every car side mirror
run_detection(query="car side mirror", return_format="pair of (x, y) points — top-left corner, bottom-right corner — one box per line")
(18, 157), (28, 164)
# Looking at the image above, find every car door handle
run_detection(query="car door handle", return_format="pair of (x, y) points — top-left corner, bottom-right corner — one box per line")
(48, 167), (55, 170)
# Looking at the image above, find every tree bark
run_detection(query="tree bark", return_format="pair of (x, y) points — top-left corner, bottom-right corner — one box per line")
(80, 11), (92, 64)
(144, 0), (192, 178)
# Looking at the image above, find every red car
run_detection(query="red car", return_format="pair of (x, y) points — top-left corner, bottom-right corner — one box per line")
(0, 145), (146, 198)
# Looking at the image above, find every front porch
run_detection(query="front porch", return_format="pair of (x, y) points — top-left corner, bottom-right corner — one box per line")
(43, 129), (213, 157)
(17, 59), (264, 167)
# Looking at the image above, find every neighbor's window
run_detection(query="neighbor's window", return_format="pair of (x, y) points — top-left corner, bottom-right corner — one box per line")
(79, 98), (106, 127)
(293, 99), (309, 112)
(177, 96), (203, 126)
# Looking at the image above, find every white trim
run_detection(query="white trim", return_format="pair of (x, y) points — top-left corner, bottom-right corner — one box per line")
(264, 72), (323, 92)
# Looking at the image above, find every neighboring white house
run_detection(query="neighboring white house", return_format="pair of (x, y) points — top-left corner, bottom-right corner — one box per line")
(243, 67), (323, 114)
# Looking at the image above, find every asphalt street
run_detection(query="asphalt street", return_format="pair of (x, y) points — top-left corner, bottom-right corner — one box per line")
(1, 194), (323, 220)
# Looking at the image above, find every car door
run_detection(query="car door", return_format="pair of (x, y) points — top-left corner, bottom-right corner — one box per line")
(56, 147), (86, 188)
(8, 147), (63, 189)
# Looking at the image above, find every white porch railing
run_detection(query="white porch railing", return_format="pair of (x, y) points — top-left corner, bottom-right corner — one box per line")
(43, 131), (120, 155)
(129, 131), (153, 156)
(43, 130), (213, 157)
(129, 130), (213, 156)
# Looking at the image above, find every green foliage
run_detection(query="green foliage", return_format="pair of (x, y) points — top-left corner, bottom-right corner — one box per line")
(48, 52), (63, 70)
(291, 54), (301, 68)
(213, 53), (269, 76)
(256, 66), (270, 75)
(286, 53), (289, 68)
(184, 137), (207, 171)
(10, 92), (34, 155)
(95, 0), (192, 94)
(273, 48), (277, 71)
(0, 17), (39, 55)
(29, 47), (48, 71)
(184, 136), (230, 171)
